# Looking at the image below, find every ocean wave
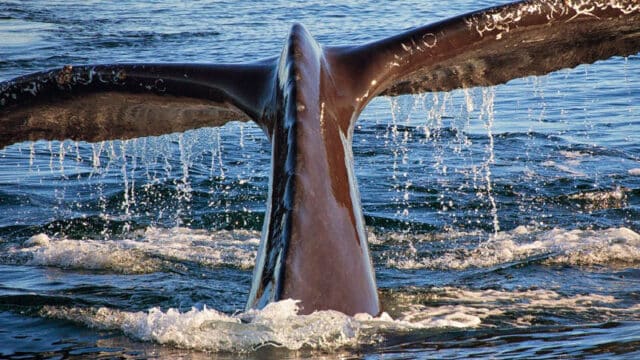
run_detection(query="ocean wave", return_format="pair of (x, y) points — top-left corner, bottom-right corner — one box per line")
(6, 225), (640, 274)
(42, 300), (364, 352)
(554, 187), (629, 211)
(39, 298), (488, 353)
(1, 227), (260, 274)
(385, 226), (640, 270)
(39, 287), (639, 353)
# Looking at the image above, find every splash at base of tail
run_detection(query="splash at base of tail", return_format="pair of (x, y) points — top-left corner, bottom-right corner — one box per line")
(1, 0), (639, 315)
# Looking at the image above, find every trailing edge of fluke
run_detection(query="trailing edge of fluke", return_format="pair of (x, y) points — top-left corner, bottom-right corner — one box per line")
(1, 0), (639, 315)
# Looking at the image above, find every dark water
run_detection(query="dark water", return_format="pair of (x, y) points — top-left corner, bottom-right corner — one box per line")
(1, 0), (640, 358)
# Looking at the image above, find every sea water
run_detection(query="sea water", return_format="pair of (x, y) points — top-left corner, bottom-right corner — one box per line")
(1, 0), (640, 358)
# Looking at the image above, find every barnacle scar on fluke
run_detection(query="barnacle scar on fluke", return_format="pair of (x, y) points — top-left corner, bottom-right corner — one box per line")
(55, 65), (73, 86)
(1, 0), (639, 316)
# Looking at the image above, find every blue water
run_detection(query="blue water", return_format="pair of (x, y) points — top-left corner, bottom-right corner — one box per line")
(1, 0), (640, 358)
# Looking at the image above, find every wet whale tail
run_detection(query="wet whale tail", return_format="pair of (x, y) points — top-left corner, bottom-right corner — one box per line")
(1, 1), (639, 315)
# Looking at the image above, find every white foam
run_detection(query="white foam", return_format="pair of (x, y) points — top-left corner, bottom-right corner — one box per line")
(541, 160), (587, 177)
(23, 233), (51, 247)
(427, 287), (619, 309)
(26, 238), (160, 273)
(559, 150), (588, 159)
(43, 300), (365, 352)
(41, 297), (489, 353)
(386, 227), (640, 270)
(4, 227), (260, 273)
(430, 287), (640, 327)
(393, 305), (488, 328)
(547, 227), (640, 266)
(566, 187), (627, 202)
(137, 227), (260, 270)
(39, 286), (638, 353)
(7, 225), (640, 274)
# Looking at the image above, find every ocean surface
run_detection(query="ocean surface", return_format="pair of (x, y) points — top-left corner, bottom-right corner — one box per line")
(1, 0), (640, 358)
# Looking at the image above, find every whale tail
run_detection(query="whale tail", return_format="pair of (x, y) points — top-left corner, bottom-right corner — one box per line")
(3, 1), (638, 147)
(1, 0), (640, 315)
(0, 62), (277, 149)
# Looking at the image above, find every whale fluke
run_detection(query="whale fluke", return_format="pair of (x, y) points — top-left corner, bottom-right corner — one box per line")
(336, 0), (640, 107)
(0, 62), (275, 149)
(1, 0), (639, 316)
